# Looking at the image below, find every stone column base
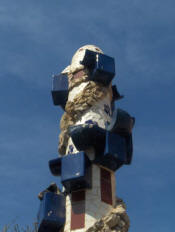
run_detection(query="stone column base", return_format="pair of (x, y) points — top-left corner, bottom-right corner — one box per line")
(86, 198), (130, 232)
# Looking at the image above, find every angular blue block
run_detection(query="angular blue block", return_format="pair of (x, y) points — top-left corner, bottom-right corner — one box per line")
(109, 108), (135, 135)
(92, 52), (115, 85)
(51, 74), (68, 109)
(37, 192), (65, 232)
(49, 158), (62, 176)
(69, 124), (105, 152)
(107, 108), (134, 165)
(94, 132), (127, 171)
(61, 152), (92, 193)
(112, 85), (124, 101)
(81, 50), (115, 86)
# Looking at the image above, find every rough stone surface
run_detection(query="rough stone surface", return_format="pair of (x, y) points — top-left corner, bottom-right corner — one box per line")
(86, 198), (130, 232)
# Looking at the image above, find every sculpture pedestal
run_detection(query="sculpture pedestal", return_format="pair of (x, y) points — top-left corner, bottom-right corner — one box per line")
(63, 165), (117, 231)
(86, 198), (130, 232)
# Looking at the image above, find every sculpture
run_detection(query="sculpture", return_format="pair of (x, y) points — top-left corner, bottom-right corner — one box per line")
(37, 45), (135, 232)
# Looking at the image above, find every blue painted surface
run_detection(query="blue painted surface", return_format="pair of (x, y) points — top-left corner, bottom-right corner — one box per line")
(68, 145), (74, 154)
(51, 74), (68, 109)
(81, 49), (115, 85)
(49, 158), (62, 176)
(110, 108), (134, 135)
(37, 192), (65, 232)
(94, 132), (127, 171)
(69, 124), (105, 151)
(85, 120), (98, 125)
(92, 52), (115, 85)
(61, 152), (92, 192)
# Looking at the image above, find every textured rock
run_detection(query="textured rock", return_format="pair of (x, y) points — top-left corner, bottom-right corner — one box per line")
(86, 198), (130, 232)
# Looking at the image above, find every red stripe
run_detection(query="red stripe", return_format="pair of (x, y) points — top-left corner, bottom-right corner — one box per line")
(71, 191), (85, 230)
(100, 168), (112, 205)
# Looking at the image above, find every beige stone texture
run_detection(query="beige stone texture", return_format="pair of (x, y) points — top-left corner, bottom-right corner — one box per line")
(86, 198), (130, 232)
(65, 81), (109, 120)
(68, 82), (89, 101)
(63, 197), (129, 232)
(59, 78), (112, 155)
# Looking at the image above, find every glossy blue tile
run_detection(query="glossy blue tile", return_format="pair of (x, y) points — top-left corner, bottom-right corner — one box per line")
(49, 157), (62, 176)
(37, 192), (65, 232)
(80, 49), (115, 86)
(51, 74), (68, 109)
(61, 152), (92, 193)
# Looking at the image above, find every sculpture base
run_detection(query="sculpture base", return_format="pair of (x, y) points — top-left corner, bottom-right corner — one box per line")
(63, 197), (130, 232)
(86, 198), (130, 232)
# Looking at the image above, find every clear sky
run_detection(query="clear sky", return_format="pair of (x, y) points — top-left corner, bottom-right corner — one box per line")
(0, 0), (174, 231)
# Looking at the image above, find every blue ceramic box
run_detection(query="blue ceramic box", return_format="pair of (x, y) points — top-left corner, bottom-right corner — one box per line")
(49, 157), (62, 176)
(37, 192), (65, 232)
(94, 132), (127, 171)
(91, 52), (115, 85)
(69, 124), (105, 152)
(51, 74), (68, 109)
(61, 152), (92, 193)
(81, 49), (115, 86)
(109, 108), (135, 135)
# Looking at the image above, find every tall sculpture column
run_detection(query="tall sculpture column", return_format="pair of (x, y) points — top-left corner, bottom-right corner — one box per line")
(37, 45), (134, 232)
(62, 64), (116, 231)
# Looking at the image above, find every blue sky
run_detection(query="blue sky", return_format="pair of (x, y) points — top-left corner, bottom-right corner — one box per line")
(0, 0), (175, 231)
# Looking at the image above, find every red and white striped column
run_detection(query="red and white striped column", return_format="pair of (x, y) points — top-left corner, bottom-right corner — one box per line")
(64, 165), (116, 232)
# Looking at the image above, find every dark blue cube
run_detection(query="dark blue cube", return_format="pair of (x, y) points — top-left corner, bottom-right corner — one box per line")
(112, 85), (124, 101)
(69, 124), (105, 152)
(109, 108), (135, 135)
(51, 74), (68, 109)
(37, 192), (65, 232)
(91, 52), (115, 86)
(94, 132), (127, 171)
(61, 152), (92, 192)
(49, 158), (62, 176)
(80, 50), (115, 86)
